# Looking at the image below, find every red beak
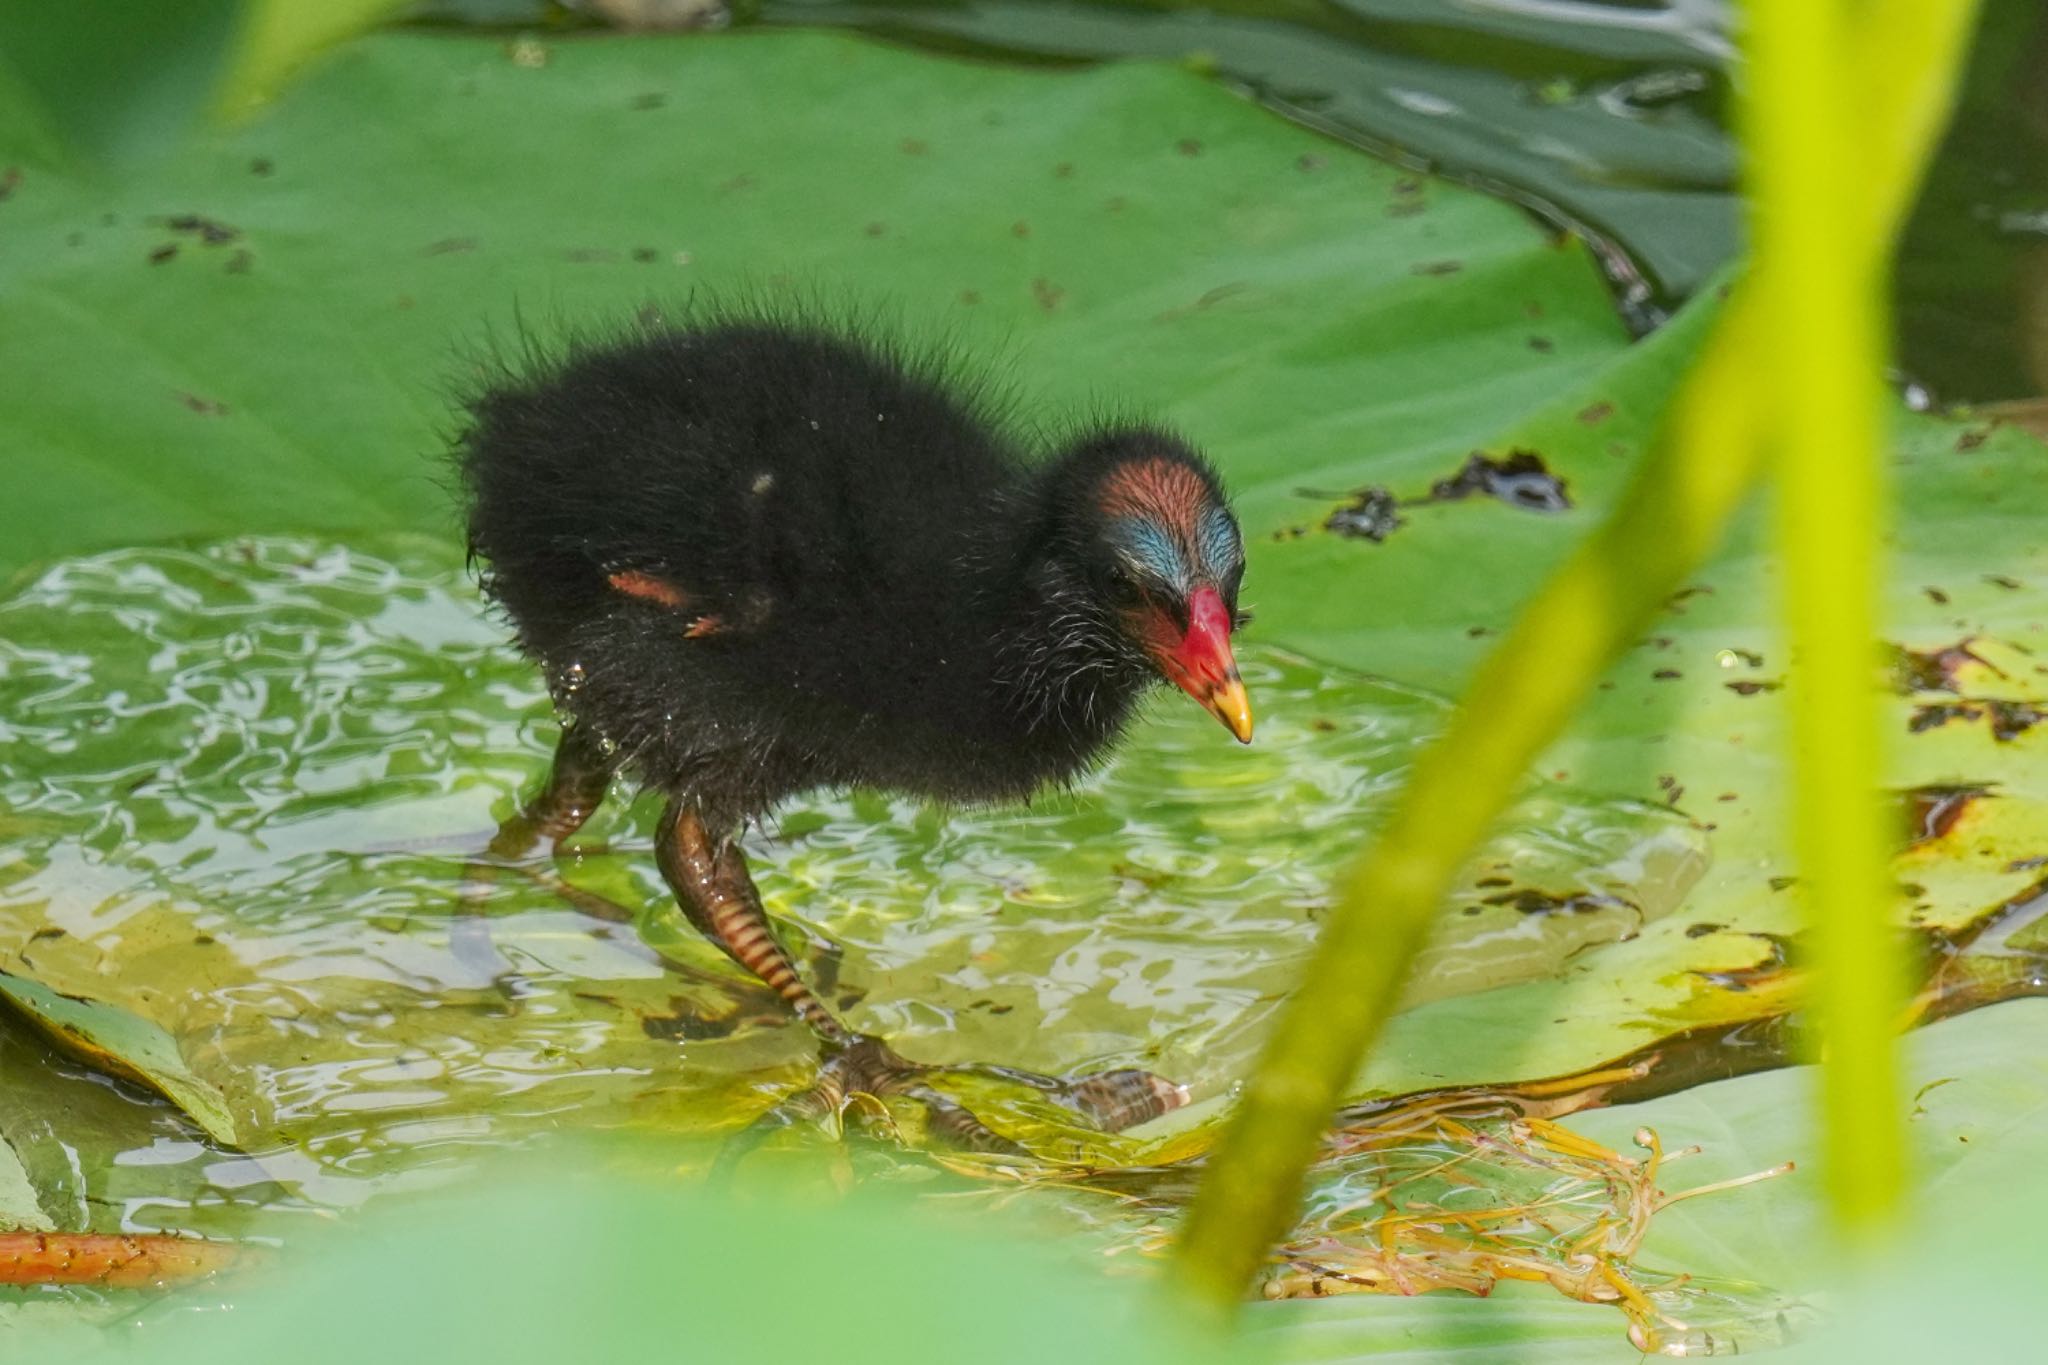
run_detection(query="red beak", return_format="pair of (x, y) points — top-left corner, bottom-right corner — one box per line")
(1153, 586), (1253, 743)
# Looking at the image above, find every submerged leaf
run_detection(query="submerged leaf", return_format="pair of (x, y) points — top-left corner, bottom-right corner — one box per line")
(0, 1135), (52, 1234)
(0, 973), (238, 1148)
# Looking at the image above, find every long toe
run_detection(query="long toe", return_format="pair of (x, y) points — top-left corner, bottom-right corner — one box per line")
(711, 1048), (861, 1173)
(1060, 1068), (1192, 1133)
(893, 1084), (1028, 1157)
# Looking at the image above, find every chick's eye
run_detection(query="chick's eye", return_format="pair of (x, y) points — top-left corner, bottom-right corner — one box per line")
(1104, 564), (1145, 606)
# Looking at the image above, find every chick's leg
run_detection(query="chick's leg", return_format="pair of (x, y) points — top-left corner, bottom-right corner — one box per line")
(657, 802), (851, 1046)
(489, 724), (618, 859)
(658, 803), (1190, 1159)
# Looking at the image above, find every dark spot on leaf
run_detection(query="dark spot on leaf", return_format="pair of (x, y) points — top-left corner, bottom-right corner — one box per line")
(1467, 625), (1491, 638)
(28, 927), (64, 942)
(1577, 401), (1614, 424)
(958, 289), (980, 305)
(1481, 887), (1630, 916)
(1990, 701), (2046, 740)
(641, 1009), (739, 1041)
(1393, 177), (1422, 195)
(1054, 161), (1075, 178)
(1984, 573), (2022, 590)
(1769, 875), (1797, 892)
(161, 213), (239, 244)
(1528, 335), (1554, 352)
(1319, 486), (1404, 542)
(1909, 702), (1975, 733)
(1176, 138), (1202, 156)
(1011, 220), (1031, 238)
(1417, 450), (1571, 512)
(422, 237), (476, 256)
(1474, 876), (1512, 888)
(1410, 259), (1463, 276)
(2007, 855), (2048, 873)
(177, 392), (227, 417)
(864, 222), (886, 237)
(1924, 586), (1950, 605)
(632, 247), (658, 263)
(1296, 153), (1325, 172)
(900, 138), (928, 155)
(1155, 282), (1251, 323)
(0, 166), (21, 201)
(148, 244), (177, 264)
(1666, 585), (1714, 611)
(719, 174), (755, 193)
(1657, 773), (1684, 806)
(629, 92), (665, 110)
(1031, 277), (1065, 311)
(1955, 427), (1990, 452)
(1889, 639), (1999, 693)
(1652, 669), (1682, 680)
(225, 248), (252, 274)
(1685, 923), (1724, 939)
(563, 247), (619, 264)
(1311, 718), (1336, 732)
(1725, 679), (1781, 696)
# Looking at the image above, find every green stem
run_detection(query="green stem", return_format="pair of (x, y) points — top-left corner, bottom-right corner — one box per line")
(1172, 0), (1984, 1310)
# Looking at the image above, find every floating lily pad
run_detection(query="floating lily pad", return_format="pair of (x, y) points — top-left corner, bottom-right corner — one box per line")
(0, 23), (2043, 1352)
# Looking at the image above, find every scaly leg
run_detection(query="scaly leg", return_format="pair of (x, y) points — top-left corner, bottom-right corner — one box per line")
(658, 802), (1191, 1157)
(657, 802), (851, 1045)
(489, 724), (618, 859)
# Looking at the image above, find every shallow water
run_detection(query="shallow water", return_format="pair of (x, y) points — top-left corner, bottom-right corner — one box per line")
(0, 535), (1708, 1240)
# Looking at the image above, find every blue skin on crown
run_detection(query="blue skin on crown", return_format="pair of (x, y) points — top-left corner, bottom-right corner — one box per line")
(1109, 516), (1191, 590)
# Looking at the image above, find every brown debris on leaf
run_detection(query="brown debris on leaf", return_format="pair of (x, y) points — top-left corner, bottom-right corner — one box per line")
(1420, 450), (1571, 512)
(1908, 700), (2045, 742)
(1889, 639), (2001, 693)
(1319, 486), (1404, 542)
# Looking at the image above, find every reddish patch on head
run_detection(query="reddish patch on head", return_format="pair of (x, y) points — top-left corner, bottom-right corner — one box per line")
(608, 570), (691, 610)
(1098, 457), (1209, 531)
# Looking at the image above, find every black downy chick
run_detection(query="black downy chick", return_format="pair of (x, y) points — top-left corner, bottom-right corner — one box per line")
(457, 310), (1253, 1148)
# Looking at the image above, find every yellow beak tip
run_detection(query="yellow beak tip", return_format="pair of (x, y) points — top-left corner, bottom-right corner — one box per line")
(1208, 681), (1254, 744)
